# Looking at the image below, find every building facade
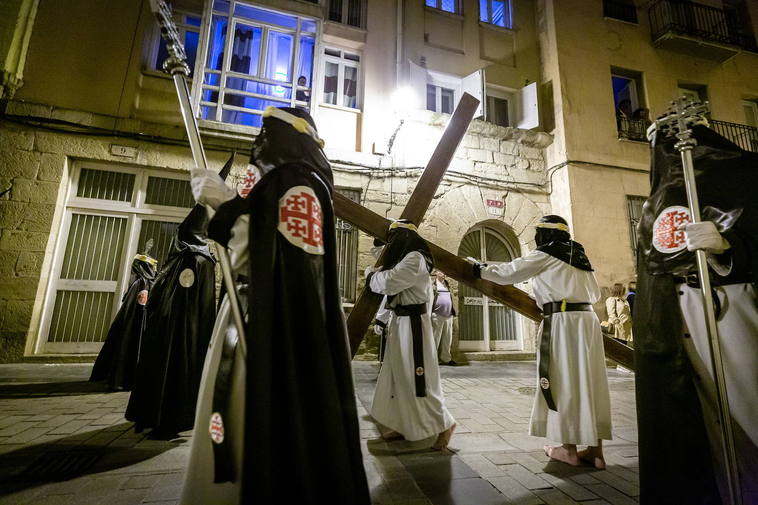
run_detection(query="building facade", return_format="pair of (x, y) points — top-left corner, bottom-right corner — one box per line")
(0, 0), (756, 362)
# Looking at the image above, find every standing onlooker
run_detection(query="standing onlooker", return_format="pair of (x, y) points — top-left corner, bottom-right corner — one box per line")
(605, 283), (632, 345)
(626, 280), (636, 316)
(432, 270), (457, 366)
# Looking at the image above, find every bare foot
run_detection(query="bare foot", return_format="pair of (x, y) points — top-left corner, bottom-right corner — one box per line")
(544, 445), (581, 466)
(432, 423), (456, 450)
(381, 430), (405, 441)
(578, 448), (606, 469)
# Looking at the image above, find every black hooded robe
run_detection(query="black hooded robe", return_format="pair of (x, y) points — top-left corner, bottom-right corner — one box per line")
(634, 125), (758, 504)
(125, 207), (217, 436)
(90, 255), (157, 390)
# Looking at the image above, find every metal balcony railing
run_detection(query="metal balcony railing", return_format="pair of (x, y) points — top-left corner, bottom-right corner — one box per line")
(604, 0), (638, 24)
(617, 117), (651, 142)
(648, 0), (757, 51)
(710, 119), (758, 153)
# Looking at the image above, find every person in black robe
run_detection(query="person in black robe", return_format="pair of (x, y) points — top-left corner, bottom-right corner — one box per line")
(90, 253), (157, 390)
(125, 159), (233, 438)
(635, 122), (758, 504)
(189, 106), (370, 504)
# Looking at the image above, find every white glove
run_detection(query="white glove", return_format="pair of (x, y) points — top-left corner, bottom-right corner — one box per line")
(373, 324), (383, 336)
(683, 221), (730, 254)
(190, 169), (236, 210)
(646, 122), (657, 143)
(364, 266), (379, 278)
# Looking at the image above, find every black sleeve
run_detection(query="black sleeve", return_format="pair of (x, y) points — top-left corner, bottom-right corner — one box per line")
(208, 195), (249, 247)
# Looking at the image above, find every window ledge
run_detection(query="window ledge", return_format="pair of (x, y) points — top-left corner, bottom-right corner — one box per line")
(424, 5), (464, 22)
(617, 137), (649, 145)
(478, 21), (516, 34)
(603, 16), (639, 27)
(198, 118), (259, 142)
(319, 103), (361, 114)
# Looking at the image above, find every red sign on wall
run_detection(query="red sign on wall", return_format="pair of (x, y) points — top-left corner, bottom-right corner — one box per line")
(486, 199), (504, 216)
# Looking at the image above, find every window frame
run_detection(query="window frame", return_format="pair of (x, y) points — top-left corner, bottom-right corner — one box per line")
(479, 0), (513, 29)
(626, 194), (647, 267)
(148, 8), (202, 77)
(327, 0), (367, 29)
(334, 187), (362, 303)
(742, 100), (758, 127)
(320, 47), (362, 111)
(611, 67), (647, 142)
(191, 1), (320, 129)
(425, 0), (462, 15)
(485, 84), (516, 127)
(425, 70), (460, 114)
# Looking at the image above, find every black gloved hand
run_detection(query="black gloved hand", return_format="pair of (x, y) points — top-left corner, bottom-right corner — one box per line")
(472, 262), (487, 279)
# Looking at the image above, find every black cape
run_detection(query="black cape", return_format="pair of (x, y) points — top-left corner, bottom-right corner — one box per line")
(90, 255), (157, 390)
(537, 240), (593, 271)
(210, 163), (370, 504)
(634, 125), (758, 504)
(125, 209), (217, 436)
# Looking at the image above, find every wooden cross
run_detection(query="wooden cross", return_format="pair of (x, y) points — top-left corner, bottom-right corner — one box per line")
(334, 95), (635, 370)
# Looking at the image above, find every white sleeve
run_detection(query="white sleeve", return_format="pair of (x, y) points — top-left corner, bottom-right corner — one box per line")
(480, 250), (551, 285)
(369, 252), (425, 296)
(375, 296), (391, 323)
(227, 215), (249, 274)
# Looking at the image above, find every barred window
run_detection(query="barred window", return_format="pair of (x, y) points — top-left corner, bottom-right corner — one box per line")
(627, 195), (646, 266)
(335, 188), (361, 303)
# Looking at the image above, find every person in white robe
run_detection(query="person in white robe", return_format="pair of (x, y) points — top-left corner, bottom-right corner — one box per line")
(474, 215), (612, 469)
(367, 220), (456, 449)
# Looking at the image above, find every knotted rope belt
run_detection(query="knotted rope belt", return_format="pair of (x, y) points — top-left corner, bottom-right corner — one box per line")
(539, 301), (593, 412)
(391, 303), (427, 397)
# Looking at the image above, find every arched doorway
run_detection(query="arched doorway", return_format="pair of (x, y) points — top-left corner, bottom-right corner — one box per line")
(457, 223), (522, 351)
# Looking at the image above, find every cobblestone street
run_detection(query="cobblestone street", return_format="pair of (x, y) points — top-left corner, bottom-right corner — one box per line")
(0, 362), (638, 504)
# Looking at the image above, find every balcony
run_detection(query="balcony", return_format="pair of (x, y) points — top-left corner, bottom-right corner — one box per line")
(617, 117), (650, 142)
(648, 0), (758, 61)
(711, 119), (758, 153)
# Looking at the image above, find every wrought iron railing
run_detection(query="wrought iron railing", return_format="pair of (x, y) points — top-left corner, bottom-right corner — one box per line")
(617, 117), (651, 142)
(710, 119), (758, 153)
(604, 0), (638, 24)
(648, 0), (757, 50)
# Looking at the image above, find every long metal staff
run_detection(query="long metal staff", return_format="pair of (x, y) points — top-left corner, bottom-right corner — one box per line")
(148, 0), (248, 360)
(657, 98), (741, 505)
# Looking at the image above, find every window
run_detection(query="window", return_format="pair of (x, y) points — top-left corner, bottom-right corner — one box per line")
(322, 48), (361, 109)
(39, 164), (193, 354)
(611, 68), (648, 141)
(479, 0), (512, 28)
(426, 84), (455, 113)
(426, 0), (461, 14)
(603, 0), (638, 24)
(152, 10), (201, 76)
(485, 86), (515, 127)
(197, 2), (317, 128)
(627, 195), (646, 266)
(335, 188), (361, 303)
(677, 83), (708, 104)
(743, 100), (758, 127)
(328, 0), (365, 28)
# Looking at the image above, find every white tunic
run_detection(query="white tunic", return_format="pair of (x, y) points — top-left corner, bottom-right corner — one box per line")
(481, 250), (612, 446)
(369, 251), (455, 441)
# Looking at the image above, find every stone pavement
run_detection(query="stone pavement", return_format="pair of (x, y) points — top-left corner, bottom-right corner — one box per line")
(0, 362), (638, 504)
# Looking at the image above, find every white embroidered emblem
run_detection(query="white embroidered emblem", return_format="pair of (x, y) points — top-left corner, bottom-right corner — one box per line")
(539, 377), (550, 390)
(209, 412), (224, 444)
(652, 206), (692, 253)
(277, 186), (325, 255)
(179, 268), (195, 288)
(136, 290), (148, 306)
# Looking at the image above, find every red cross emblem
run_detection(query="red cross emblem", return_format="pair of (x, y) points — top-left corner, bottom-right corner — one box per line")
(209, 412), (224, 444)
(238, 164), (257, 198)
(278, 186), (325, 255)
(653, 206), (691, 253)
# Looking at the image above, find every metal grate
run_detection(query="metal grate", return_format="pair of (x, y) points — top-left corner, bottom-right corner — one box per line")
(77, 168), (135, 202)
(22, 451), (103, 481)
(627, 195), (646, 267)
(48, 291), (114, 343)
(335, 188), (361, 302)
(60, 214), (128, 281)
(710, 119), (758, 153)
(617, 117), (650, 142)
(145, 176), (195, 208)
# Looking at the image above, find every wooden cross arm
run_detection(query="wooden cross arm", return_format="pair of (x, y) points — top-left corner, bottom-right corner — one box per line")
(333, 193), (635, 370)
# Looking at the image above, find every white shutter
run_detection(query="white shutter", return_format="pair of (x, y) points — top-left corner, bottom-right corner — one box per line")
(516, 81), (539, 130)
(461, 69), (485, 119)
(408, 59), (427, 110)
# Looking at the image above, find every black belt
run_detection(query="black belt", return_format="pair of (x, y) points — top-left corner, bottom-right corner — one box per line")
(539, 301), (593, 412)
(375, 319), (388, 362)
(392, 303), (427, 397)
(211, 285), (247, 483)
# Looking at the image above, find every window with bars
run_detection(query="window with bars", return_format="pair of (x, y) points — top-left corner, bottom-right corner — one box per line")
(425, 0), (461, 15)
(322, 48), (361, 109)
(479, 0), (513, 28)
(335, 188), (361, 303)
(40, 164), (193, 354)
(627, 195), (646, 266)
(152, 10), (202, 77)
(328, 0), (365, 28)
(197, 1), (317, 128)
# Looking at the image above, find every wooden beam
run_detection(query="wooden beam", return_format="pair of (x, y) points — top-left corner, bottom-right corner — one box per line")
(334, 193), (635, 370)
(345, 93), (481, 356)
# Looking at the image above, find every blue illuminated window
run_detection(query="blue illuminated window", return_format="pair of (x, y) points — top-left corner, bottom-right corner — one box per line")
(426, 0), (460, 14)
(197, 3), (318, 127)
(479, 0), (512, 28)
(153, 13), (201, 76)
